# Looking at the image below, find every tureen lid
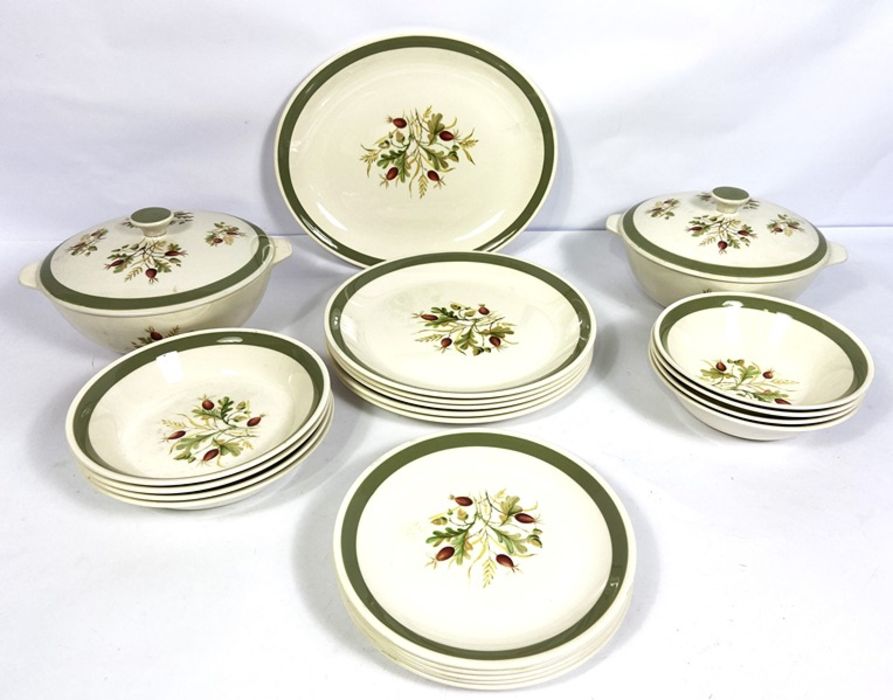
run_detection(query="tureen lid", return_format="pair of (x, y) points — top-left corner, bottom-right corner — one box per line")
(39, 207), (271, 310)
(621, 187), (827, 278)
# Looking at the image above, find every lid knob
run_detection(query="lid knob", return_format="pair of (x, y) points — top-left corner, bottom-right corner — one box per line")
(710, 187), (750, 214)
(129, 207), (174, 238)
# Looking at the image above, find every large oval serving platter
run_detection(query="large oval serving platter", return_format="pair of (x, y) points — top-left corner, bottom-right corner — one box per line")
(275, 34), (556, 266)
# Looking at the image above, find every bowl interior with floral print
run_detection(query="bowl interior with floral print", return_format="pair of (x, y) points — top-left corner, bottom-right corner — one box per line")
(621, 187), (828, 278)
(335, 432), (634, 665)
(67, 330), (328, 481)
(326, 252), (593, 396)
(275, 35), (555, 267)
(655, 294), (873, 410)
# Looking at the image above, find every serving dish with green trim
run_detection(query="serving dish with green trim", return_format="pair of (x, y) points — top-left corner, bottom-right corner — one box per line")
(19, 207), (292, 353)
(275, 34), (556, 267)
(606, 187), (848, 306)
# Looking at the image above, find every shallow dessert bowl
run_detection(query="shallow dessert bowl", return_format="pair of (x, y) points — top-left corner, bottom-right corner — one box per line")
(66, 329), (331, 487)
(652, 293), (873, 413)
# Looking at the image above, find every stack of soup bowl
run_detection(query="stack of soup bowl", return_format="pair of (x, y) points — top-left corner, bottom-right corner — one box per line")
(65, 329), (333, 509)
(648, 293), (873, 440)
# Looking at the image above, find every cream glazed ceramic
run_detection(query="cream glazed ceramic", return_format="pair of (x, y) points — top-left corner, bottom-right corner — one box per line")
(334, 432), (635, 685)
(606, 187), (847, 306)
(276, 34), (556, 266)
(66, 329), (331, 488)
(653, 293), (873, 411)
(325, 252), (595, 398)
(20, 207), (292, 353)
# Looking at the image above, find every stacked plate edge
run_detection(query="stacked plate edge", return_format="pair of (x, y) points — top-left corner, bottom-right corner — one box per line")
(324, 252), (595, 423)
(333, 432), (636, 689)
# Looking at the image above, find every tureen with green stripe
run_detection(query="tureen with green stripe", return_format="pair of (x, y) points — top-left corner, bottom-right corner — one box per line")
(19, 207), (292, 353)
(606, 187), (848, 306)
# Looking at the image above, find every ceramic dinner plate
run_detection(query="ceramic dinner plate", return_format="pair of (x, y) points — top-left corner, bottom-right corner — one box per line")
(325, 252), (595, 398)
(334, 432), (635, 685)
(276, 34), (556, 266)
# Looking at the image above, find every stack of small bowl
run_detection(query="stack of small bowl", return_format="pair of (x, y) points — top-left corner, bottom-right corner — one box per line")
(66, 329), (333, 509)
(324, 252), (596, 423)
(649, 293), (873, 440)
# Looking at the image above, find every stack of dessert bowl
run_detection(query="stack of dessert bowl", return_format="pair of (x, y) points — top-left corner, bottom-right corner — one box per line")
(648, 293), (874, 440)
(65, 329), (333, 509)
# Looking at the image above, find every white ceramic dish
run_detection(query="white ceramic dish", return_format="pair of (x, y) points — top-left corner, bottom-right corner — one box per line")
(82, 398), (333, 508)
(325, 251), (595, 399)
(648, 351), (860, 440)
(334, 432), (635, 680)
(648, 348), (857, 426)
(66, 329), (331, 487)
(332, 359), (587, 423)
(648, 340), (857, 420)
(606, 187), (847, 306)
(276, 34), (556, 267)
(652, 293), (873, 412)
(20, 208), (292, 353)
(82, 396), (334, 495)
(329, 341), (592, 408)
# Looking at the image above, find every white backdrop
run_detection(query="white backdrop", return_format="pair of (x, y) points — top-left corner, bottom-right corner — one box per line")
(2, 0), (892, 240)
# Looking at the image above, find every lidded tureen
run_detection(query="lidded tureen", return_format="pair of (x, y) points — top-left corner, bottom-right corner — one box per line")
(606, 187), (847, 305)
(19, 207), (292, 352)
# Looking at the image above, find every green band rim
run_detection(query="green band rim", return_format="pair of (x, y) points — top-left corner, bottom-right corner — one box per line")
(657, 294), (870, 399)
(40, 222), (271, 311)
(623, 204), (828, 278)
(71, 331), (325, 472)
(340, 432), (630, 660)
(327, 252), (593, 390)
(276, 35), (555, 267)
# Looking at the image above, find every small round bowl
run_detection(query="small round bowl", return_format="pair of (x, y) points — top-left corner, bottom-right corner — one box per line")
(66, 328), (331, 487)
(652, 293), (873, 413)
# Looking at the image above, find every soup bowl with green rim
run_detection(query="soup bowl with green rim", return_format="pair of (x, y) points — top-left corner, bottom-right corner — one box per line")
(605, 187), (847, 306)
(19, 207), (292, 353)
(652, 293), (873, 413)
(65, 328), (330, 487)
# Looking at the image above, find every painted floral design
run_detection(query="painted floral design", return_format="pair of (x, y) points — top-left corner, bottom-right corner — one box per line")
(121, 211), (193, 228)
(105, 238), (187, 282)
(131, 325), (181, 349)
(205, 221), (244, 247)
(766, 213), (804, 237)
(697, 192), (760, 210)
(699, 358), (798, 404)
(360, 107), (478, 198)
(646, 198), (680, 219)
(426, 491), (542, 588)
(67, 228), (107, 256)
(161, 395), (264, 466)
(687, 215), (755, 253)
(413, 303), (515, 355)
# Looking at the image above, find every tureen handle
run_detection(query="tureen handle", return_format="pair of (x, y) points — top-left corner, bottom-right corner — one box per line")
(18, 261), (39, 289)
(710, 186), (750, 214)
(826, 242), (848, 267)
(605, 213), (622, 235)
(271, 236), (293, 265)
(128, 207), (174, 237)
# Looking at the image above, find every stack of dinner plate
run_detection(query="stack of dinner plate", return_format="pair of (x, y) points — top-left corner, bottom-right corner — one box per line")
(334, 432), (636, 689)
(324, 252), (596, 423)
(65, 329), (333, 509)
(649, 293), (874, 440)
